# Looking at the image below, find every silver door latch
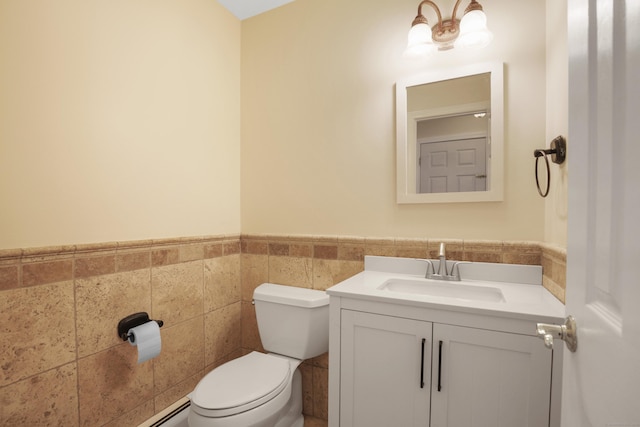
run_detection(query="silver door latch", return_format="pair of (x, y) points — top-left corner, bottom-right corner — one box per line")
(536, 315), (578, 352)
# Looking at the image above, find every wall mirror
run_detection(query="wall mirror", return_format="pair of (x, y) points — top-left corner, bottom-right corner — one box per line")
(396, 62), (504, 203)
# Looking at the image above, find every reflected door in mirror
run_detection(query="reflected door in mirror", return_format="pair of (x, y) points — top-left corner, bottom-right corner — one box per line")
(419, 137), (487, 193)
(416, 110), (489, 194)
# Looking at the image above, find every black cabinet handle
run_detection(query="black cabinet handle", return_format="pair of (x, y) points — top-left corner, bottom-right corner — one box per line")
(420, 338), (426, 388)
(437, 340), (443, 392)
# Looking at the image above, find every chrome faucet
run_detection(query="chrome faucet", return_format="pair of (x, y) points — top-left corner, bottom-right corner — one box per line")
(424, 242), (469, 281)
(436, 242), (448, 276)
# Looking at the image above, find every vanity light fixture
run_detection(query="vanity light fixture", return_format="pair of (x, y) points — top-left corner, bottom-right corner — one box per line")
(404, 0), (493, 58)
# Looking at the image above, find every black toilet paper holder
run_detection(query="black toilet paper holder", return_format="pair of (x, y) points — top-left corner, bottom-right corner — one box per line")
(117, 312), (164, 341)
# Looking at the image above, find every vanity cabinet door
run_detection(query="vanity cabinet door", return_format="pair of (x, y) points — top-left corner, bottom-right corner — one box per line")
(430, 324), (552, 427)
(340, 310), (432, 427)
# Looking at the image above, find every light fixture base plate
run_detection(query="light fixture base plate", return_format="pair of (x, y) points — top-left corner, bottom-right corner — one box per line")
(432, 19), (460, 50)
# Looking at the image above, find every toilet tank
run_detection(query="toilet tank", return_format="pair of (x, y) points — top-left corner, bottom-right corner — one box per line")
(253, 283), (330, 360)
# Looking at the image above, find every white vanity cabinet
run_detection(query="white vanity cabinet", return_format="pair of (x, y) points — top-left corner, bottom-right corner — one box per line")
(337, 308), (553, 427)
(327, 257), (565, 427)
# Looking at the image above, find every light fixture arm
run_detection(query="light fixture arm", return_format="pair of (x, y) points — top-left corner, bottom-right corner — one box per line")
(413, 0), (467, 28)
(412, 0), (442, 27)
(450, 0), (465, 23)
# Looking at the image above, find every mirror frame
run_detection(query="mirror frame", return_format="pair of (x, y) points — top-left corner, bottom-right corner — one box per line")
(396, 62), (504, 203)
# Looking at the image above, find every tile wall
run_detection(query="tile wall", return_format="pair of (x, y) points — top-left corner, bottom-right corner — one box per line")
(0, 234), (566, 426)
(0, 236), (243, 427)
(540, 242), (567, 304)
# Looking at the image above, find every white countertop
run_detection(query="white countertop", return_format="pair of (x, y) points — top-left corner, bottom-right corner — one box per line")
(326, 256), (566, 324)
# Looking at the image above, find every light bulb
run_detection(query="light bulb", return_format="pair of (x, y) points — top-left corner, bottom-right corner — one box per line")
(455, 9), (493, 49)
(403, 22), (437, 58)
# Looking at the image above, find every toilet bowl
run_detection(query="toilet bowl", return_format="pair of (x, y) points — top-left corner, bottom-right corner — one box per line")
(188, 283), (329, 427)
(189, 352), (302, 427)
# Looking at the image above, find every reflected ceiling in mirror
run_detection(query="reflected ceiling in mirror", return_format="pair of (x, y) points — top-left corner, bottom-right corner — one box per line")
(396, 62), (504, 203)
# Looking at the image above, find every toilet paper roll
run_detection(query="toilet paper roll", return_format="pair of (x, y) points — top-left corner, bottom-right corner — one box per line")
(128, 321), (162, 364)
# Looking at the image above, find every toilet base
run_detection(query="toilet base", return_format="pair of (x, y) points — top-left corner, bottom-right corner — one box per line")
(274, 369), (303, 427)
(188, 367), (303, 427)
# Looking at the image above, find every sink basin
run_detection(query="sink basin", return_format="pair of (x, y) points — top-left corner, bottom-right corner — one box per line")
(378, 278), (505, 303)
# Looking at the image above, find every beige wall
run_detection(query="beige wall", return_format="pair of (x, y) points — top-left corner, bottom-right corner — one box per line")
(241, 0), (549, 241)
(0, 0), (567, 249)
(545, 0), (569, 247)
(0, 0), (241, 250)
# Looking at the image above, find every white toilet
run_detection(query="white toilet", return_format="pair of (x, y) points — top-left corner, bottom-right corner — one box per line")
(188, 283), (330, 427)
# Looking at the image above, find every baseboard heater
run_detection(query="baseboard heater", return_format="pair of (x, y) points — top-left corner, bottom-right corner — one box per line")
(138, 397), (190, 427)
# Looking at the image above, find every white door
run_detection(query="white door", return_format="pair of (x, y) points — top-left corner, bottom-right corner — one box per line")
(418, 138), (487, 193)
(431, 324), (552, 427)
(563, 0), (640, 425)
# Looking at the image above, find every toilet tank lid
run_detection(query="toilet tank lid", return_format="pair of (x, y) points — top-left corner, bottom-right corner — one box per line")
(254, 283), (329, 308)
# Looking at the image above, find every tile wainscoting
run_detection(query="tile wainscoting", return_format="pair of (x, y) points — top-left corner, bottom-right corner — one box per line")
(0, 236), (243, 427)
(0, 234), (565, 426)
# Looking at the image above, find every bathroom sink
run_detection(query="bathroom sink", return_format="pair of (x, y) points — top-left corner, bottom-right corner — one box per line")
(378, 278), (505, 303)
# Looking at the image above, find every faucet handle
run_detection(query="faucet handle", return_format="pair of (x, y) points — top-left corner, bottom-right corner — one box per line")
(418, 259), (435, 278)
(450, 261), (471, 280)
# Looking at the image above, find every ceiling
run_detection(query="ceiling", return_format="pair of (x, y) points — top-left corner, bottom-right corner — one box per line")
(217, 0), (296, 20)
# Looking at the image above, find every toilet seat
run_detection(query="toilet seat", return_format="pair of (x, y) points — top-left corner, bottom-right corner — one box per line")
(191, 352), (291, 418)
